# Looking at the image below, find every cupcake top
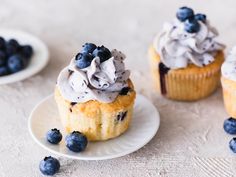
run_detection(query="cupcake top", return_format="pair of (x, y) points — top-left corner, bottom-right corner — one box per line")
(154, 7), (225, 69)
(221, 46), (236, 81)
(57, 43), (130, 103)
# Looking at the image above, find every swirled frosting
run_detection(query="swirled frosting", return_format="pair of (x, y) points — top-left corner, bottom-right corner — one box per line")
(221, 46), (236, 81)
(57, 49), (130, 103)
(154, 19), (225, 69)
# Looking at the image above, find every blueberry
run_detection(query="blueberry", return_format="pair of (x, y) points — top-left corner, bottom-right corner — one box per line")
(65, 131), (88, 152)
(92, 45), (111, 62)
(7, 55), (25, 73)
(0, 51), (7, 66)
(195, 13), (207, 23)
(39, 156), (60, 176)
(20, 45), (33, 59)
(0, 37), (5, 49)
(184, 19), (200, 33)
(82, 43), (97, 54)
(0, 66), (9, 76)
(6, 39), (20, 56)
(176, 7), (194, 22)
(229, 138), (236, 153)
(75, 52), (93, 69)
(46, 128), (62, 144)
(223, 117), (236, 135)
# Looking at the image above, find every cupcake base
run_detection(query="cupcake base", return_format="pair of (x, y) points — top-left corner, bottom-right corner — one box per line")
(55, 80), (136, 141)
(221, 77), (236, 118)
(149, 46), (224, 101)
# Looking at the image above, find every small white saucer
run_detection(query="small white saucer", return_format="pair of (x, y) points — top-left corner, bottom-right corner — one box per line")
(28, 94), (160, 160)
(0, 29), (49, 84)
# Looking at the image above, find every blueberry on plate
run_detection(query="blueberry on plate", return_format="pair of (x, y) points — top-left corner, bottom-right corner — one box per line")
(82, 43), (97, 54)
(0, 37), (5, 49)
(6, 39), (20, 56)
(46, 128), (62, 144)
(65, 131), (88, 152)
(0, 50), (7, 66)
(176, 7), (194, 22)
(195, 13), (207, 23)
(39, 156), (60, 176)
(75, 52), (93, 69)
(184, 18), (200, 33)
(7, 54), (25, 73)
(92, 45), (111, 63)
(20, 45), (33, 59)
(0, 66), (9, 76)
(223, 117), (236, 135)
(229, 137), (236, 153)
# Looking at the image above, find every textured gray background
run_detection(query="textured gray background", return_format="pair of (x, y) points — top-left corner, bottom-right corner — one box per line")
(0, 0), (236, 176)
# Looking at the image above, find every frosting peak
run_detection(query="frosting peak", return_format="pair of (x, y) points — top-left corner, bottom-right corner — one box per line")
(154, 13), (225, 69)
(57, 48), (130, 103)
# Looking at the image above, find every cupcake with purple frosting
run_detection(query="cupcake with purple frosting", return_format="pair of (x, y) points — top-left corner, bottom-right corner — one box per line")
(55, 43), (136, 141)
(149, 6), (225, 101)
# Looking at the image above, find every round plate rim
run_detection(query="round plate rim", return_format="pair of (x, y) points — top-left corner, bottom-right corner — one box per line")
(0, 29), (49, 84)
(28, 94), (160, 160)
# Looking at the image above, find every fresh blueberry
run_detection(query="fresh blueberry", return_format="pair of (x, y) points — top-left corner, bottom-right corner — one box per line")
(0, 37), (5, 49)
(75, 52), (93, 69)
(176, 7), (194, 22)
(195, 13), (207, 23)
(82, 43), (97, 54)
(46, 128), (62, 144)
(223, 117), (236, 135)
(7, 55), (25, 73)
(65, 131), (88, 152)
(0, 51), (7, 66)
(6, 39), (20, 56)
(39, 156), (60, 176)
(184, 18), (200, 33)
(20, 45), (33, 59)
(92, 45), (111, 62)
(0, 66), (9, 76)
(229, 138), (236, 153)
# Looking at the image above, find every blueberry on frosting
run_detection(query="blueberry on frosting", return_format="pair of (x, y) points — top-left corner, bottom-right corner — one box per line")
(75, 52), (93, 69)
(184, 18), (200, 33)
(82, 43), (97, 54)
(176, 7), (194, 22)
(92, 45), (112, 62)
(195, 13), (207, 23)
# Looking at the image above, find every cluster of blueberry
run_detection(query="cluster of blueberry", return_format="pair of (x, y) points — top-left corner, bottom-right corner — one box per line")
(75, 43), (111, 69)
(176, 7), (207, 33)
(0, 37), (33, 76)
(223, 118), (236, 153)
(39, 129), (88, 176)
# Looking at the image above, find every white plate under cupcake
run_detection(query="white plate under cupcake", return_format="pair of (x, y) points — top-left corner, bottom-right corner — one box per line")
(28, 94), (160, 160)
(0, 29), (49, 84)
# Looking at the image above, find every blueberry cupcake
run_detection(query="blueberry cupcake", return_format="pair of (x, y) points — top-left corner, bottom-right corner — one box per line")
(149, 7), (225, 101)
(55, 43), (136, 141)
(221, 47), (236, 118)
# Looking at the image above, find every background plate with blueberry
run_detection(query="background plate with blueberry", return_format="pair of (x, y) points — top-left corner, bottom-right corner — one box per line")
(0, 29), (49, 84)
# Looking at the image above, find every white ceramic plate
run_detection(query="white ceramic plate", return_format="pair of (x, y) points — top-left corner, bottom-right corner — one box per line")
(28, 94), (160, 160)
(0, 29), (49, 84)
